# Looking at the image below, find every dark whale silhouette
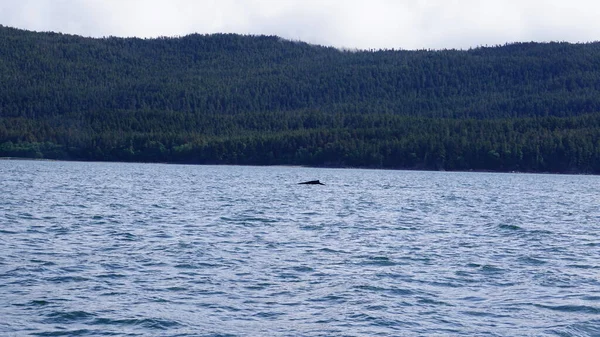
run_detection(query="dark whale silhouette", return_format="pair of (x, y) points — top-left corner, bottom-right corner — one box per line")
(299, 180), (325, 185)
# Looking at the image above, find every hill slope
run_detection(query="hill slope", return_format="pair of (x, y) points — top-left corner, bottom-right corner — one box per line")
(1, 25), (600, 173)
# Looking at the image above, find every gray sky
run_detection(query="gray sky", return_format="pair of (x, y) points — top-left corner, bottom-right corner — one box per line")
(1, 0), (599, 50)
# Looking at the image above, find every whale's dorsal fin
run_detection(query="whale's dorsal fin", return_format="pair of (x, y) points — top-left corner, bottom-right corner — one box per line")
(299, 180), (324, 185)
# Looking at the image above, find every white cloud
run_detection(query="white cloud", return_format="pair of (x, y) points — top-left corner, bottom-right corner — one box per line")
(0, 0), (599, 49)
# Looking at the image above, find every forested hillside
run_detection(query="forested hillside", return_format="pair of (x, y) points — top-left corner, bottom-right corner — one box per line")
(1, 25), (599, 173)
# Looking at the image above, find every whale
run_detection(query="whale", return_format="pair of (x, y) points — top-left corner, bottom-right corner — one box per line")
(299, 180), (325, 185)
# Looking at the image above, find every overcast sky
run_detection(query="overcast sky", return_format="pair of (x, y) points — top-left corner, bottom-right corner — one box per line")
(1, 0), (599, 50)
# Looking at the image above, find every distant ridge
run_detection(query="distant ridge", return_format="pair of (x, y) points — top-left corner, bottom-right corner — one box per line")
(1, 25), (599, 173)
(2, 24), (600, 119)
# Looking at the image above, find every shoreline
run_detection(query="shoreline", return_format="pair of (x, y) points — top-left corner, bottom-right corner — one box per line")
(1, 156), (594, 176)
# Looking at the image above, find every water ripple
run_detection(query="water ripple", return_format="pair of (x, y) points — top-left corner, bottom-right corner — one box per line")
(1, 161), (599, 336)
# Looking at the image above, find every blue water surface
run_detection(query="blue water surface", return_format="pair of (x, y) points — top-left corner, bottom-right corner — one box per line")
(1, 160), (599, 336)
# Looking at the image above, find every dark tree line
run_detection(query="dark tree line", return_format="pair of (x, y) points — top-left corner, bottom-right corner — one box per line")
(1, 25), (600, 173)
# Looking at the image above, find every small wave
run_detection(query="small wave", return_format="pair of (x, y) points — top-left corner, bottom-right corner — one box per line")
(528, 229), (554, 236)
(518, 256), (547, 266)
(318, 247), (348, 254)
(417, 297), (454, 306)
(347, 312), (407, 328)
(48, 226), (70, 235)
(174, 263), (198, 269)
(300, 223), (325, 230)
(422, 280), (463, 288)
(462, 310), (509, 318)
(253, 311), (284, 319)
(0, 229), (19, 234)
(498, 223), (522, 231)
(43, 310), (96, 324)
(175, 262), (220, 269)
(32, 329), (94, 336)
(95, 273), (127, 279)
(549, 321), (600, 337)
(360, 256), (397, 266)
(110, 232), (137, 241)
(308, 294), (348, 303)
(535, 304), (600, 314)
(394, 226), (418, 231)
(243, 282), (272, 290)
(291, 265), (314, 273)
(276, 272), (301, 280)
(11, 299), (53, 307)
(99, 291), (128, 297)
(91, 317), (182, 330)
(18, 212), (39, 219)
(166, 286), (188, 292)
(29, 259), (56, 266)
(30, 300), (51, 306)
(365, 304), (388, 311)
(442, 194), (467, 202)
(478, 264), (506, 274)
(46, 276), (89, 283)
(354, 284), (413, 296)
(567, 264), (598, 270)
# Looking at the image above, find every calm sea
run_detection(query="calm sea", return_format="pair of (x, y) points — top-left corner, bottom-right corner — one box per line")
(1, 160), (599, 336)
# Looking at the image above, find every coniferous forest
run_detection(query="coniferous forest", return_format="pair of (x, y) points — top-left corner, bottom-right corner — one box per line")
(1, 25), (600, 173)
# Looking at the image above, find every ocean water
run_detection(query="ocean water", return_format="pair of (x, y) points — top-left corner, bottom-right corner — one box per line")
(1, 160), (599, 337)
